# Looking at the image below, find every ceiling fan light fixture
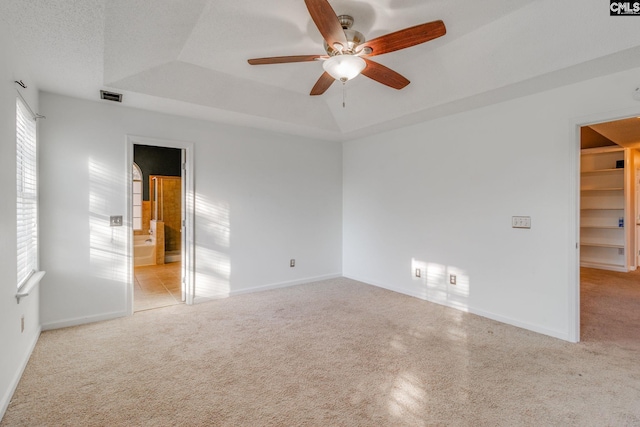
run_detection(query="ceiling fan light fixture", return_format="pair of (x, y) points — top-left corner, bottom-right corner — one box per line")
(247, 1), (447, 96)
(322, 55), (366, 82)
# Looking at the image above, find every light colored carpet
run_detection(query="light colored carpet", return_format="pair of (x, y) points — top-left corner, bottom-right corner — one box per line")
(2, 274), (640, 426)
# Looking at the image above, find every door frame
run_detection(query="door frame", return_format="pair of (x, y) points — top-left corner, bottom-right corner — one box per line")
(125, 135), (195, 314)
(569, 106), (640, 342)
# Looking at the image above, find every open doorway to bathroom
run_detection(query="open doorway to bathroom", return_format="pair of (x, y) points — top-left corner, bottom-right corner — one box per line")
(133, 144), (184, 312)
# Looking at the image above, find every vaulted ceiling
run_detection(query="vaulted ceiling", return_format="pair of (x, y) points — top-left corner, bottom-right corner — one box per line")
(3, 0), (640, 141)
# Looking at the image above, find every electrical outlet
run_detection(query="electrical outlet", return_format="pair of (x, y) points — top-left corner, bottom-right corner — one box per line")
(110, 215), (123, 227)
(290, 259), (295, 268)
(415, 268), (421, 278)
(449, 274), (457, 285)
(21, 316), (24, 333)
(512, 216), (531, 229)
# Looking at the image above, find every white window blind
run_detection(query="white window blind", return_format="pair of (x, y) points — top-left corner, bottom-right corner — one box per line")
(16, 98), (38, 288)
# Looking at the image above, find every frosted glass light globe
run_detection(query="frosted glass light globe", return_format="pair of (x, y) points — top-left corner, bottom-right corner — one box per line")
(322, 55), (366, 82)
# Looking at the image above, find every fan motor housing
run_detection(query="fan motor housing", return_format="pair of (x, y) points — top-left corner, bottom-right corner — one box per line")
(323, 15), (365, 55)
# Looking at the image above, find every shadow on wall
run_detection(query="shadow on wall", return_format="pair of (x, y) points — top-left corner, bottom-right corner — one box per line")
(89, 158), (128, 283)
(195, 193), (231, 299)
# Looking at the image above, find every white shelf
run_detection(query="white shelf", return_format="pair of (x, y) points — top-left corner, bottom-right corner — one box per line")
(580, 187), (624, 191)
(581, 146), (625, 155)
(580, 242), (624, 249)
(580, 147), (628, 272)
(581, 168), (624, 174)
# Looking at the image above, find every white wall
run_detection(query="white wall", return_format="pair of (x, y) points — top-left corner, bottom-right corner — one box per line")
(38, 93), (343, 329)
(0, 22), (41, 418)
(343, 66), (640, 341)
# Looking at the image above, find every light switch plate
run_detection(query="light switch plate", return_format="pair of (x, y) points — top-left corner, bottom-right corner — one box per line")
(512, 216), (531, 229)
(110, 215), (123, 227)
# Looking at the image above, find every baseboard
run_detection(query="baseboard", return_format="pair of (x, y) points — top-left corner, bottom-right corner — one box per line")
(232, 273), (343, 296)
(468, 307), (568, 341)
(0, 326), (41, 420)
(41, 310), (128, 331)
(579, 261), (627, 272)
(343, 275), (431, 301)
(193, 273), (343, 304)
(344, 274), (569, 342)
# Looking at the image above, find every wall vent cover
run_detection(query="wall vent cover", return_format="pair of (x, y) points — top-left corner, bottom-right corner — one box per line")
(100, 90), (122, 102)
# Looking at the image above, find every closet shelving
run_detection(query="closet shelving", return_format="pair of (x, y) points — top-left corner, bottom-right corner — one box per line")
(580, 146), (628, 272)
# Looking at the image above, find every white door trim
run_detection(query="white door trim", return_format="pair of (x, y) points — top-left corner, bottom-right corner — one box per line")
(125, 135), (196, 314)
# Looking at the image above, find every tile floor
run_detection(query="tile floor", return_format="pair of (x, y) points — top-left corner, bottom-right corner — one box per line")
(134, 262), (183, 312)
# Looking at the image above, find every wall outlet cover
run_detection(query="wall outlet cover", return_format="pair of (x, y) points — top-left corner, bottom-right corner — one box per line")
(512, 216), (531, 229)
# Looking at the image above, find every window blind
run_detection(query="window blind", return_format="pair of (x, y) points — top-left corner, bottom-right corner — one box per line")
(16, 98), (38, 288)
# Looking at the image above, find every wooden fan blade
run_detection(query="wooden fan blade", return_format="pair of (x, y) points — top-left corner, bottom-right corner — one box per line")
(248, 55), (325, 65)
(359, 20), (446, 57)
(361, 59), (410, 90)
(304, 0), (348, 49)
(310, 72), (335, 96)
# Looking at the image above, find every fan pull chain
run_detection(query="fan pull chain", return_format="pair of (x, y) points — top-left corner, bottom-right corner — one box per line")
(342, 82), (346, 108)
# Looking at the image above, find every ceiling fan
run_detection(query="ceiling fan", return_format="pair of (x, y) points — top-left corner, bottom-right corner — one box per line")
(247, 0), (446, 96)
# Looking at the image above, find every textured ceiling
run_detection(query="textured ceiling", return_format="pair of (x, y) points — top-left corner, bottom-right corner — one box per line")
(3, 0), (640, 141)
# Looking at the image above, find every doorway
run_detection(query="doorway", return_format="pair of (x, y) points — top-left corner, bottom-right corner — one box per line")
(126, 136), (195, 314)
(133, 146), (182, 311)
(577, 115), (640, 342)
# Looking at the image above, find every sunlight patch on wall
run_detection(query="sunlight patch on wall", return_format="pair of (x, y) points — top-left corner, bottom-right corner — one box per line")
(411, 258), (470, 311)
(89, 158), (128, 283)
(195, 247), (231, 299)
(196, 193), (230, 248)
(194, 193), (231, 299)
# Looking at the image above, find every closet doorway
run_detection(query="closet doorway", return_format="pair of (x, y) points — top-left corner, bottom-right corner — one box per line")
(578, 116), (640, 343)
